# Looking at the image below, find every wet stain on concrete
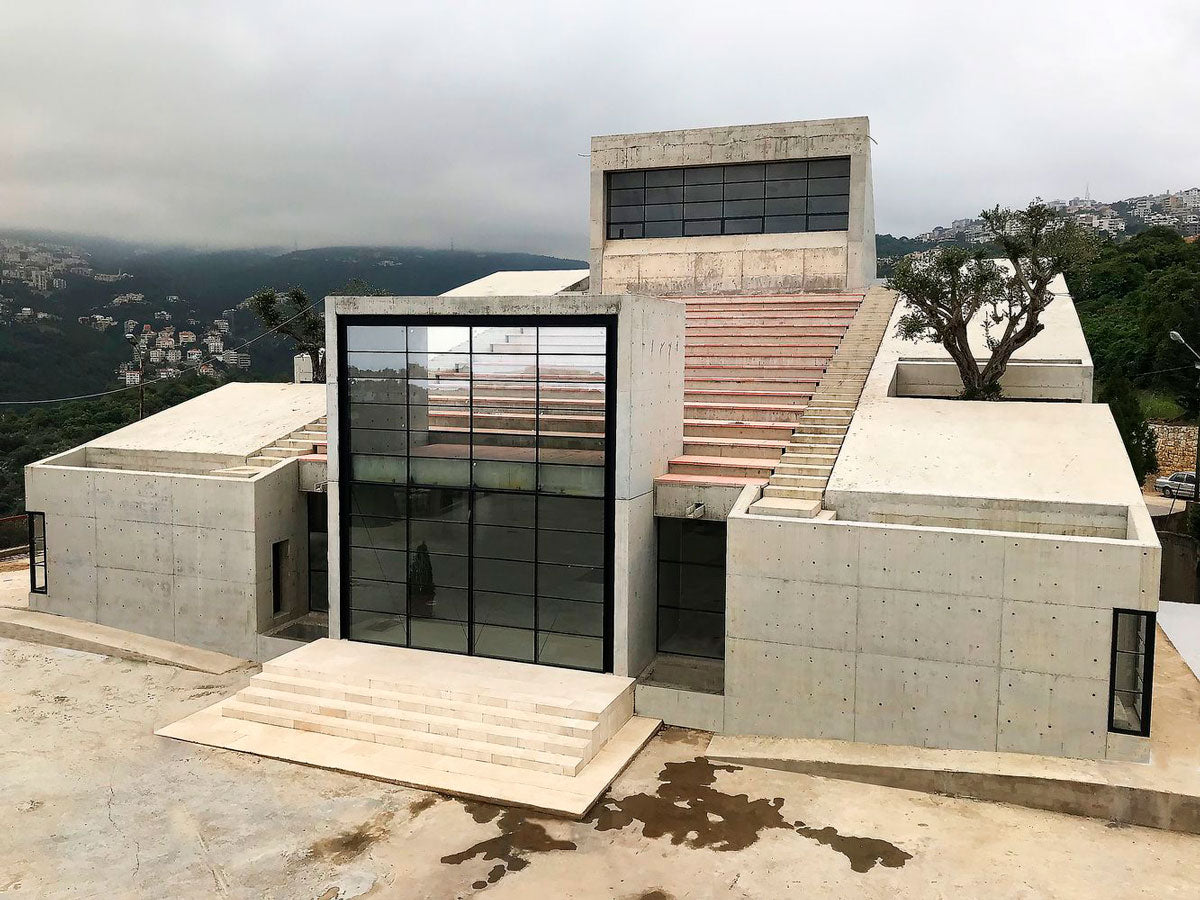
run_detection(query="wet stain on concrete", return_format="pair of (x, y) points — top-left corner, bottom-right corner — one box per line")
(440, 801), (576, 889)
(407, 795), (440, 819)
(308, 810), (394, 864)
(634, 891), (675, 900)
(655, 726), (706, 745)
(587, 757), (912, 872)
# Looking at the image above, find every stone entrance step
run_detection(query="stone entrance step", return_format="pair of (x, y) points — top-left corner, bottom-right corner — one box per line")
(157, 638), (660, 818)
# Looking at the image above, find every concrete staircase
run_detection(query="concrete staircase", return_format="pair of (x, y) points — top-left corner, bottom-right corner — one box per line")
(161, 638), (660, 817)
(656, 294), (864, 495)
(748, 288), (898, 519)
(210, 416), (328, 478)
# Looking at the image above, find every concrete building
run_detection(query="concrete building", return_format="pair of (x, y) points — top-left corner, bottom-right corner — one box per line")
(25, 383), (328, 661)
(26, 118), (1160, 807)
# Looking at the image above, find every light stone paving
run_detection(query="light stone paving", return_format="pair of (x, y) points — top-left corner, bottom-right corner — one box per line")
(158, 639), (661, 818)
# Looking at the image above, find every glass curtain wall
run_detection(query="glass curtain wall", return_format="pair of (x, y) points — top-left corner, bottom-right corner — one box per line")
(340, 318), (613, 672)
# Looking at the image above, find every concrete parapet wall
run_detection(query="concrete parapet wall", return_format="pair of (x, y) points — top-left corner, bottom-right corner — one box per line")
(892, 358), (1094, 403)
(724, 489), (1157, 761)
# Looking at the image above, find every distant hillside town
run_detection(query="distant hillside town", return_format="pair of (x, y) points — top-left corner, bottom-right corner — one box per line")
(107, 306), (250, 385)
(917, 187), (1200, 243)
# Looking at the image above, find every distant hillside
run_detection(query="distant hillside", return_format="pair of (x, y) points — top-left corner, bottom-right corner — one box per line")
(0, 239), (585, 399)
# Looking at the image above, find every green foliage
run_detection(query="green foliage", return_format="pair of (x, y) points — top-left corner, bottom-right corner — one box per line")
(1138, 390), (1185, 422)
(248, 287), (325, 381)
(0, 376), (221, 516)
(887, 202), (1098, 400)
(1097, 376), (1159, 483)
(1069, 228), (1200, 415)
(0, 319), (130, 402)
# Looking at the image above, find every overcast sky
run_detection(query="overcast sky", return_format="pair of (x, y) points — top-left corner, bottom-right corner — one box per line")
(2, 1), (1197, 258)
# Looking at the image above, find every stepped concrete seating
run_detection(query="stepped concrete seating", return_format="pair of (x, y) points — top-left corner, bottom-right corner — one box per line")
(749, 288), (898, 519)
(158, 638), (660, 818)
(657, 293), (866, 497)
(210, 416), (329, 478)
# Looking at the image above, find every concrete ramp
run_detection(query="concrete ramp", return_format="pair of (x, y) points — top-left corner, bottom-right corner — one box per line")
(158, 639), (660, 818)
(0, 608), (249, 674)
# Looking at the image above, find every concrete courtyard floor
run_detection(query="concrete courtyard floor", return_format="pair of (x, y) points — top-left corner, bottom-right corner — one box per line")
(4, 640), (1200, 898)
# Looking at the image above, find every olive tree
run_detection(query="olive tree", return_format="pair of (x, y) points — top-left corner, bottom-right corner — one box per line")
(248, 286), (326, 382)
(886, 201), (1096, 399)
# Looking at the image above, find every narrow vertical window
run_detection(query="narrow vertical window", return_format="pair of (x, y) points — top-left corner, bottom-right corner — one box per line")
(28, 512), (46, 594)
(272, 539), (289, 615)
(1109, 609), (1155, 736)
(308, 494), (329, 613)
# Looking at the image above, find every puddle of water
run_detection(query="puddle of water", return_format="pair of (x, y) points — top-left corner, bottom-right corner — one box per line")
(440, 802), (576, 889)
(588, 757), (912, 871)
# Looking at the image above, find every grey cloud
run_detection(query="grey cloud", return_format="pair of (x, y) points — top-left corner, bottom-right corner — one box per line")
(1, 0), (1197, 256)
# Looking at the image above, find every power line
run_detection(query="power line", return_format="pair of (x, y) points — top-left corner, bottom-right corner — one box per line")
(0, 301), (319, 406)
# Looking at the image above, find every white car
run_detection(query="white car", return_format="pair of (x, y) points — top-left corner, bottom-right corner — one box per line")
(1155, 471), (1197, 499)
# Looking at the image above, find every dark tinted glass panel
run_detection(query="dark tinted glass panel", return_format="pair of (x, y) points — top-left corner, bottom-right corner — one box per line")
(473, 460), (537, 491)
(765, 215), (808, 233)
(766, 160), (808, 179)
(723, 218), (762, 235)
(723, 199), (764, 217)
(474, 624), (535, 662)
(808, 194), (850, 214)
(808, 176), (851, 196)
(409, 487), (469, 522)
(644, 221), (684, 238)
(408, 457), (470, 486)
(766, 178), (807, 198)
(538, 496), (604, 532)
(408, 519), (468, 556)
(538, 633), (603, 670)
(684, 201), (723, 219)
(765, 197), (807, 216)
(684, 183), (723, 202)
(809, 157), (851, 177)
(475, 491), (535, 527)
(474, 557), (535, 595)
(684, 167), (722, 184)
(539, 596), (603, 637)
(351, 546), (408, 582)
(349, 515), (406, 550)
(608, 157), (849, 238)
(350, 428), (405, 456)
(474, 524), (536, 561)
(349, 612), (407, 645)
(809, 214), (850, 231)
(474, 591), (534, 628)
(350, 483), (406, 518)
(609, 171), (643, 189)
(538, 529), (604, 567)
(724, 163), (764, 182)
(409, 618), (467, 653)
(644, 203), (683, 221)
(608, 188), (644, 206)
(645, 186), (683, 204)
(350, 578), (404, 613)
(723, 181), (764, 200)
(539, 562), (604, 603)
(608, 205), (644, 224)
(645, 168), (683, 187)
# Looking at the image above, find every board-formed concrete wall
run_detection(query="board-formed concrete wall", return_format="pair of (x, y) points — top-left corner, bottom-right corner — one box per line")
(590, 117), (876, 296)
(723, 489), (1158, 762)
(25, 453), (311, 659)
(326, 293), (685, 677)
